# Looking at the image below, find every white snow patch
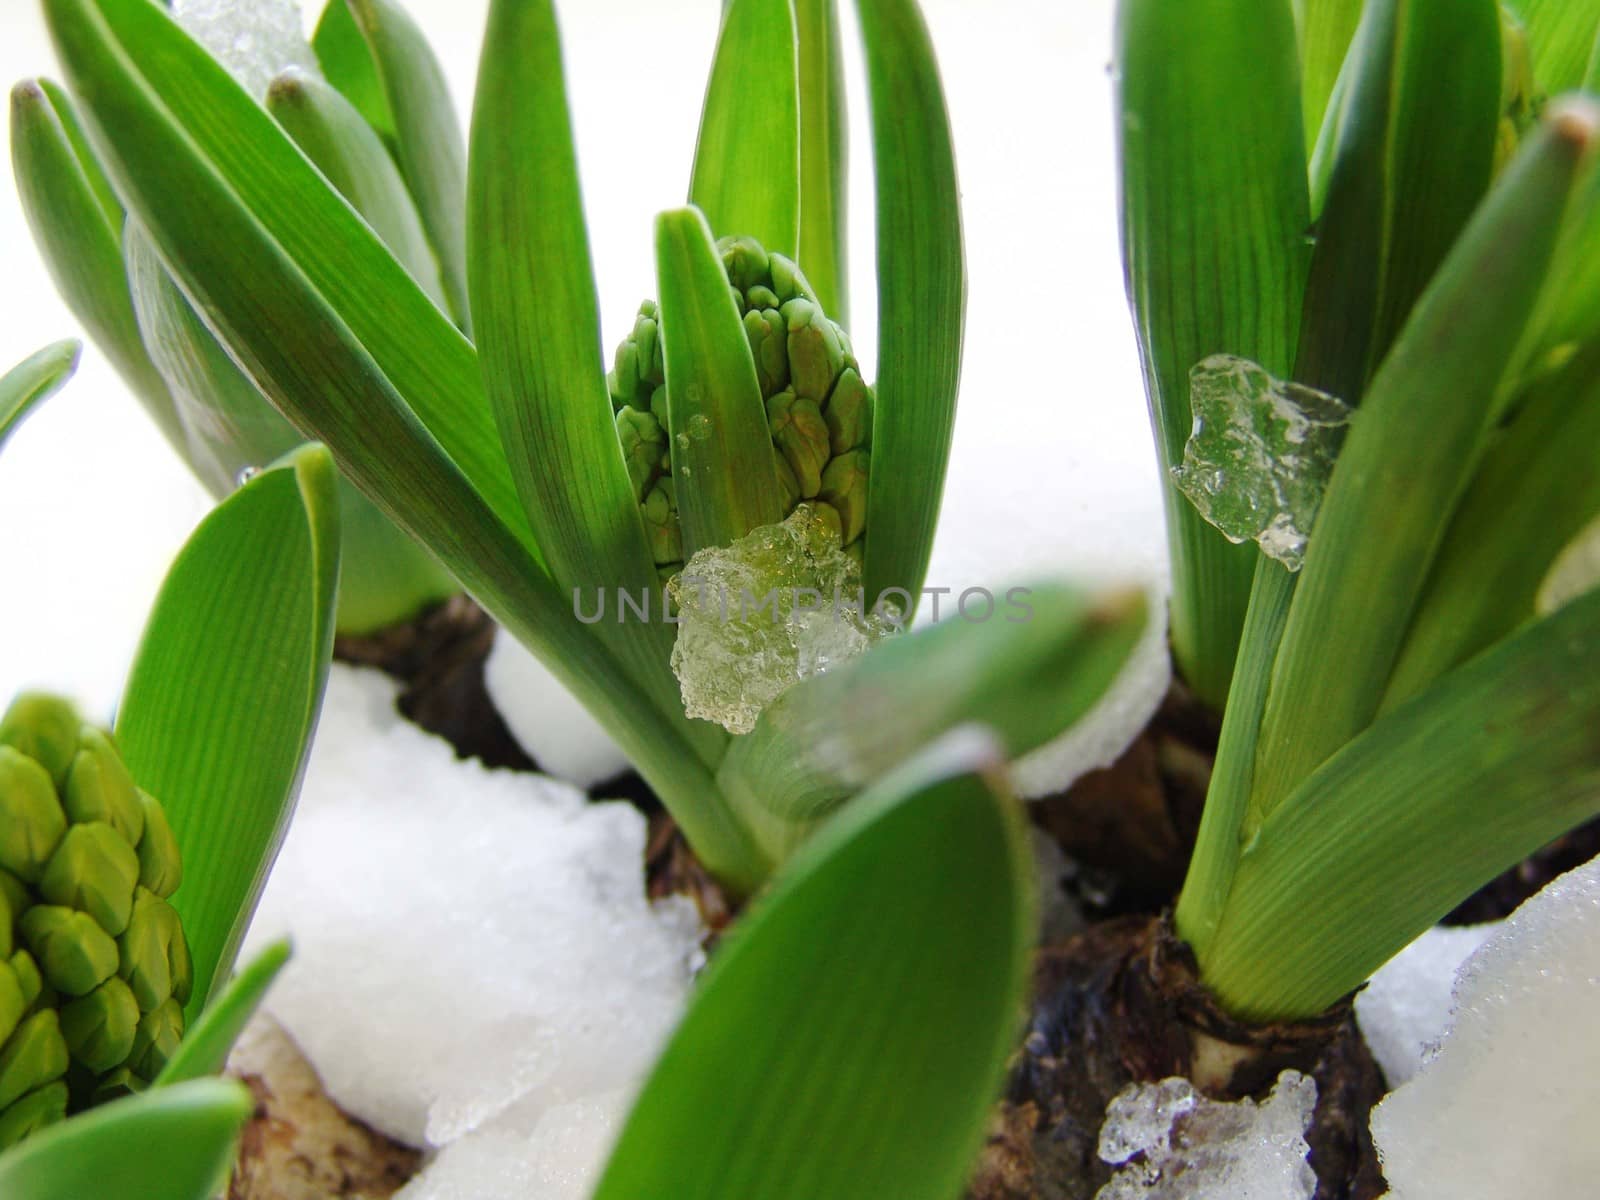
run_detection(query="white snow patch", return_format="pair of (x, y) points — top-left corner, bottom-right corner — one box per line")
(1096, 1070), (1317, 1199)
(170, 0), (321, 99)
(483, 634), (630, 788)
(241, 665), (700, 1153)
(1370, 856), (1600, 1199)
(1353, 922), (1497, 1087)
(397, 1090), (631, 1200)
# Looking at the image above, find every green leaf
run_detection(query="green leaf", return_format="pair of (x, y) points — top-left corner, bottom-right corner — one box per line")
(0, 1079), (252, 1200)
(1115, 0), (1311, 709)
(115, 447), (339, 1022)
(1382, 339), (1600, 707)
(854, 0), (966, 614)
(1203, 586), (1600, 1022)
(311, 0), (396, 145)
(794, 0), (849, 322)
(467, 0), (682, 713)
(156, 940), (290, 1087)
(1507, 0), (1600, 94)
(1296, 0), (1502, 400)
(689, 0), (800, 258)
(338, 0), (471, 330)
(266, 67), (450, 312)
(1250, 105), (1596, 819)
(122, 224), (455, 635)
(46, 0), (530, 554)
(0, 340), (80, 455)
(1179, 0), (1506, 947)
(655, 206), (786, 556)
(48, 0), (764, 893)
(594, 731), (1034, 1200)
(1299, 0), (1366, 151)
(8, 79), (183, 453)
(717, 583), (1148, 862)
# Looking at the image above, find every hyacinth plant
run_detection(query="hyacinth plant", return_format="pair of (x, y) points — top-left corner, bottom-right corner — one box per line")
(20, 0), (1150, 899)
(0, 349), (338, 1194)
(11, 68), (455, 638)
(1122, 0), (1600, 1032)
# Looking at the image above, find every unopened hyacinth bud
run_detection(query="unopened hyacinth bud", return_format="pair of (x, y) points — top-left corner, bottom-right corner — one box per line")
(0, 693), (190, 1149)
(607, 235), (874, 575)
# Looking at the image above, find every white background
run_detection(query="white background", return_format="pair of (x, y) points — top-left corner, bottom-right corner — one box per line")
(0, 0), (1162, 714)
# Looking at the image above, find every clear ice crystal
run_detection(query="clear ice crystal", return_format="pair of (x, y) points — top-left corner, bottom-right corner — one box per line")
(1096, 1071), (1318, 1200)
(1171, 355), (1351, 571)
(669, 506), (895, 735)
(171, 0), (322, 99)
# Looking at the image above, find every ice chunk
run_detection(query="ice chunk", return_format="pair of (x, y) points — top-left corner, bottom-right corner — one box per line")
(240, 665), (702, 1150)
(1369, 857), (1600, 1199)
(1096, 1070), (1317, 1199)
(1171, 356), (1351, 571)
(171, 0), (322, 99)
(1536, 512), (1600, 615)
(483, 633), (630, 788)
(1353, 922), (1496, 1087)
(669, 506), (896, 734)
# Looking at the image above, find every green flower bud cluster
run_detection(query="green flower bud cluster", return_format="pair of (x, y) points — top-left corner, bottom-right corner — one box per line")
(608, 236), (874, 577)
(0, 694), (190, 1150)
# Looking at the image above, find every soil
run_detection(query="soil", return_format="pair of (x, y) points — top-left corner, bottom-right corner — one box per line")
(334, 595), (535, 772)
(227, 1017), (421, 1200)
(966, 916), (1387, 1200)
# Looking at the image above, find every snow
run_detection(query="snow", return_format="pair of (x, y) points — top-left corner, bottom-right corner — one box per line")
(482, 638), (629, 788)
(1170, 357), (1351, 572)
(668, 506), (894, 734)
(170, 0), (321, 100)
(240, 666), (702, 1157)
(1095, 1070), (1317, 1199)
(1353, 923), (1497, 1088)
(1369, 856), (1600, 1199)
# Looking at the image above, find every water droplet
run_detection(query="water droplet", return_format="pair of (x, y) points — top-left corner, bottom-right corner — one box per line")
(236, 466), (262, 488)
(687, 414), (713, 441)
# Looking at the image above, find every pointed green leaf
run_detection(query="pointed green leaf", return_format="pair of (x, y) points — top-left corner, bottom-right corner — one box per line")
(655, 207), (786, 556)
(338, 0), (471, 330)
(9, 79), (182, 453)
(1251, 105), (1597, 818)
(115, 447), (339, 1021)
(595, 732), (1034, 1200)
(45, 0), (530, 554)
(311, 0), (396, 145)
(1297, 0), (1501, 400)
(156, 940), (290, 1087)
(0, 1079), (252, 1200)
(468, 0), (682, 712)
(123, 224), (455, 635)
(1382, 340), (1600, 707)
(1299, 0), (1366, 150)
(1115, 0), (1311, 708)
(1204, 586), (1600, 1022)
(854, 0), (965, 614)
(1507, 0), (1600, 94)
(266, 66), (450, 312)
(689, 0), (800, 258)
(0, 341), (80, 455)
(718, 583), (1148, 861)
(795, 0), (849, 321)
